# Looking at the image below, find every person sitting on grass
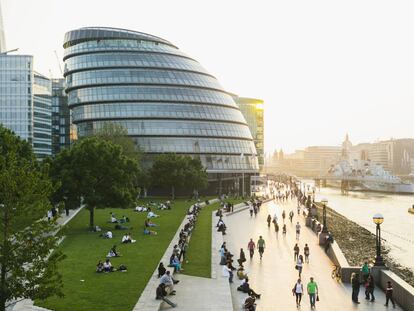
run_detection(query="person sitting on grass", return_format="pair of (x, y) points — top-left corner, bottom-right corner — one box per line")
(119, 215), (130, 224)
(145, 219), (158, 227)
(134, 206), (147, 212)
(96, 260), (104, 273)
(147, 208), (159, 219)
(107, 245), (121, 257)
(156, 283), (177, 308)
(109, 212), (118, 223)
(114, 222), (130, 230)
(103, 259), (114, 272)
(101, 230), (113, 239)
(143, 227), (157, 235)
(121, 233), (136, 244)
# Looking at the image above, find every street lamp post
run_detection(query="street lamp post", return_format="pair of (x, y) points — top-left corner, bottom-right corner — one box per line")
(373, 213), (385, 266)
(321, 198), (328, 233)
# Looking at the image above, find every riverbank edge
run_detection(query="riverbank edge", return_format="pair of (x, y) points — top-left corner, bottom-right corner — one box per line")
(312, 202), (414, 288)
(308, 202), (414, 310)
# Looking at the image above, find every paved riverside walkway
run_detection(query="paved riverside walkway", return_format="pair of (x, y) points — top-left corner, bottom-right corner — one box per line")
(159, 211), (233, 310)
(225, 199), (404, 311)
(10, 207), (84, 311)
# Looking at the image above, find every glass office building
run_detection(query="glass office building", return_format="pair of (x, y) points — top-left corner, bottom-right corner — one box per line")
(63, 27), (258, 191)
(51, 78), (70, 155)
(0, 55), (52, 159)
(233, 96), (264, 170)
(0, 55), (34, 142)
(33, 72), (52, 159)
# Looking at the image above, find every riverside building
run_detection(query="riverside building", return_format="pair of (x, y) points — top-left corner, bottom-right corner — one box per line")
(63, 27), (259, 194)
(233, 96), (264, 170)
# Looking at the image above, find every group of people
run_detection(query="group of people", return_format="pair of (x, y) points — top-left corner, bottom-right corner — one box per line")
(135, 200), (172, 212)
(248, 199), (263, 218)
(154, 201), (206, 308)
(351, 261), (396, 308)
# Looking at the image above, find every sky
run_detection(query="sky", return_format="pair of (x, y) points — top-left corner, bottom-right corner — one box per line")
(2, 0), (414, 154)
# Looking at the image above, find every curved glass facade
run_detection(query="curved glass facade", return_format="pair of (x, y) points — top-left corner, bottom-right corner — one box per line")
(63, 27), (258, 173)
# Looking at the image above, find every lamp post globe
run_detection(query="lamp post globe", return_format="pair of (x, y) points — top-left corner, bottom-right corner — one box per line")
(373, 213), (385, 266)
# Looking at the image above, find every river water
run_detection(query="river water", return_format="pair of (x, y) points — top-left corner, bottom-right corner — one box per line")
(302, 181), (414, 270)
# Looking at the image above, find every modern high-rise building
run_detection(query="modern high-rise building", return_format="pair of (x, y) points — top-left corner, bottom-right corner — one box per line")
(51, 78), (71, 154)
(0, 54), (52, 159)
(233, 96), (264, 169)
(63, 27), (259, 193)
(0, 54), (34, 142)
(33, 72), (52, 159)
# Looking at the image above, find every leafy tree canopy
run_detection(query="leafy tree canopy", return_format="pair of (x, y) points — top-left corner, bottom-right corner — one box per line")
(0, 125), (64, 311)
(50, 137), (140, 228)
(150, 154), (208, 199)
(93, 122), (141, 163)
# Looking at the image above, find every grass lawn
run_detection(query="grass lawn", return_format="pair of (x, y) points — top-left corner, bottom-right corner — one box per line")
(35, 198), (198, 311)
(182, 199), (244, 278)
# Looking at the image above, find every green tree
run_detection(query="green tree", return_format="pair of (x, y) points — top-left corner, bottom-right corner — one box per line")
(150, 154), (208, 199)
(93, 122), (141, 162)
(51, 137), (140, 228)
(150, 154), (187, 199)
(0, 126), (64, 311)
(184, 157), (208, 197)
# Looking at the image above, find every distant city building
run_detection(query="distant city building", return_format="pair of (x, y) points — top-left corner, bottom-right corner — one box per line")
(233, 96), (264, 169)
(0, 54), (34, 142)
(268, 136), (414, 177)
(0, 54), (52, 159)
(33, 72), (52, 159)
(51, 78), (70, 155)
(63, 27), (258, 194)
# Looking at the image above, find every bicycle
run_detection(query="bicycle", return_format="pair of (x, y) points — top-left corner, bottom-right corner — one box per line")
(331, 265), (342, 282)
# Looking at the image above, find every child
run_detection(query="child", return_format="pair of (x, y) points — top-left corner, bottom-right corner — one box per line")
(384, 281), (396, 308)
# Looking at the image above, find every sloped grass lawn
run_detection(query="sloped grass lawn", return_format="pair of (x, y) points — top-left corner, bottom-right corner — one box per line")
(182, 199), (243, 278)
(36, 198), (196, 311)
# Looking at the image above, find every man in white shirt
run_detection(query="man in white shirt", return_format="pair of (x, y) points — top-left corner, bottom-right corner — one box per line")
(160, 271), (175, 294)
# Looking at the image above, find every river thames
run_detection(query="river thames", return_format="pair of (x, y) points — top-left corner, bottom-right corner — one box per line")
(303, 181), (414, 270)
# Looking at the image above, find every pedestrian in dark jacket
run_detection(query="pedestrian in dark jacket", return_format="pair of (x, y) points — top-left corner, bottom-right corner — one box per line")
(384, 281), (396, 308)
(351, 273), (360, 303)
(156, 283), (177, 308)
(365, 274), (375, 302)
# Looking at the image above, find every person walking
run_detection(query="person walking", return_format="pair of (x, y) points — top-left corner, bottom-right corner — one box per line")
(247, 239), (255, 259)
(296, 255), (304, 278)
(249, 206), (253, 217)
(292, 278), (304, 307)
(365, 274), (375, 302)
(267, 214), (272, 227)
(304, 244), (310, 263)
(293, 243), (300, 261)
(274, 220), (279, 234)
(361, 260), (370, 283)
(307, 277), (318, 309)
(384, 281), (396, 308)
(351, 272), (361, 304)
(289, 210), (294, 223)
(238, 248), (246, 266)
(282, 210), (286, 223)
(282, 224), (287, 235)
(295, 222), (301, 240)
(257, 236), (265, 260)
